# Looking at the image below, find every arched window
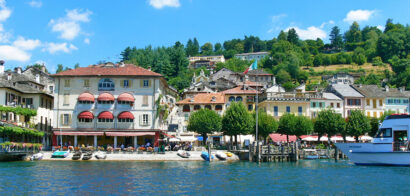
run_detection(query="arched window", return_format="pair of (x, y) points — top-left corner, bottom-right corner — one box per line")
(205, 105), (212, 110)
(194, 105), (201, 110)
(229, 96), (235, 102)
(98, 78), (115, 91)
(183, 105), (190, 112)
(215, 105), (223, 110)
(236, 96), (243, 102)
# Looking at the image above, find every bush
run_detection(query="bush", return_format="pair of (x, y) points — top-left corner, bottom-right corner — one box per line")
(372, 56), (384, 66)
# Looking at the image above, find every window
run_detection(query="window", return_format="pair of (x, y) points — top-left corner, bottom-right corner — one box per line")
(98, 118), (113, 123)
(143, 80), (149, 88)
(49, 86), (54, 92)
(286, 106), (290, 113)
(79, 100), (93, 104)
(205, 105), (212, 110)
(236, 96), (243, 102)
(41, 98), (44, 107)
(62, 114), (71, 126)
(337, 103), (340, 108)
(366, 99), (370, 106)
(63, 93), (69, 105)
(373, 112), (377, 117)
(79, 118), (92, 123)
(142, 95), (148, 106)
(215, 105), (223, 111)
(184, 114), (189, 121)
(118, 118), (133, 123)
(123, 80), (129, 88)
(97, 100), (114, 104)
(379, 99), (383, 106)
(403, 99), (409, 104)
(84, 79), (90, 87)
(194, 105), (201, 110)
(274, 106), (278, 116)
(248, 104), (253, 111)
(64, 80), (70, 87)
(298, 106), (302, 116)
(319, 102), (323, 108)
(40, 116), (43, 131)
(141, 114), (149, 125)
(229, 96), (235, 102)
(330, 103), (334, 108)
(367, 112), (370, 116)
(312, 102), (316, 108)
(118, 101), (133, 105)
(98, 78), (115, 91)
(375, 128), (392, 138)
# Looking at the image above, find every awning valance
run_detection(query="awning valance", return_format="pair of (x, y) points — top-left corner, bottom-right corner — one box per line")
(78, 111), (94, 119)
(78, 92), (95, 102)
(269, 133), (296, 142)
(105, 132), (155, 136)
(97, 93), (115, 101)
(117, 93), (135, 102)
(98, 111), (114, 119)
(117, 111), (134, 119)
(53, 131), (103, 136)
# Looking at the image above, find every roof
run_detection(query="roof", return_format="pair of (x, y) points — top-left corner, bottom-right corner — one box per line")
(52, 63), (162, 77)
(331, 84), (363, 98)
(0, 72), (49, 95)
(235, 69), (273, 76)
(235, 51), (270, 56)
(240, 80), (264, 87)
(177, 93), (225, 105)
(269, 133), (296, 142)
(222, 86), (260, 95)
(322, 92), (342, 100)
(352, 85), (407, 98)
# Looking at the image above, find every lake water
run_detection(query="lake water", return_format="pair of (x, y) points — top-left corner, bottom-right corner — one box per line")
(0, 160), (409, 195)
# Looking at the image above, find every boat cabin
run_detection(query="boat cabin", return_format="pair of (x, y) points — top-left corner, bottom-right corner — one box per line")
(374, 114), (410, 151)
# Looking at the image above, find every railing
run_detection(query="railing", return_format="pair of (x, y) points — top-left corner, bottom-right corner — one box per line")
(393, 141), (409, 152)
(0, 145), (41, 153)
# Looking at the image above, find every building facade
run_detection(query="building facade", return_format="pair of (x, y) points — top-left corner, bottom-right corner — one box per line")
(328, 84), (364, 117)
(52, 62), (175, 148)
(234, 52), (270, 61)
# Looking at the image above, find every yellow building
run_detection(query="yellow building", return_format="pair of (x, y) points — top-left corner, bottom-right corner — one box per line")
(221, 85), (261, 111)
(259, 92), (310, 119)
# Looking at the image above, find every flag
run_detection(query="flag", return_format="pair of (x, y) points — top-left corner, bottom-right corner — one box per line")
(243, 60), (257, 74)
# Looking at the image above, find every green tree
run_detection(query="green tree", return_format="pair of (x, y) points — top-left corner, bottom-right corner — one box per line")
(121, 46), (132, 61)
(294, 115), (313, 139)
(369, 117), (380, 137)
(222, 102), (254, 148)
(74, 63), (80, 69)
(186, 38), (199, 56)
(214, 42), (223, 54)
(277, 113), (297, 142)
(253, 110), (278, 143)
(56, 64), (64, 73)
(344, 21), (363, 51)
(275, 69), (291, 84)
(277, 30), (287, 41)
(330, 26), (343, 50)
(187, 109), (222, 143)
(200, 42), (213, 55)
(346, 110), (371, 141)
(287, 28), (299, 45)
(314, 109), (346, 142)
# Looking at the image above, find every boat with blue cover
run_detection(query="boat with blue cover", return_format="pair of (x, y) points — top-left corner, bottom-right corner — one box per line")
(201, 151), (214, 161)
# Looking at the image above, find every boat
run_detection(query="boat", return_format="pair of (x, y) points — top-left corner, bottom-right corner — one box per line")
(200, 151), (214, 161)
(177, 150), (190, 158)
(336, 114), (410, 166)
(215, 151), (227, 160)
(95, 151), (107, 160)
(82, 152), (93, 160)
(303, 149), (319, 159)
(72, 151), (82, 160)
(51, 150), (70, 158)
(30, 153), (43, 161)
(225, 152), (233, 157)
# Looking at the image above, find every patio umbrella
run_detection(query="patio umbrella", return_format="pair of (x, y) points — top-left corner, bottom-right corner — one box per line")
(345, 137), (356, 142)
(302, 136), (317, 142)
(330, 136), (344, 142)
(319, 136), (329, 142)
(169, 138), (180, 142)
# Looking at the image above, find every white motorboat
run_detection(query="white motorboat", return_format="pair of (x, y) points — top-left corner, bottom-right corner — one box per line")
(30, 153), (43, 161)
(215, 151), (227, 160)
(336, 114), (410, 166)
(95, 151), (107, 160)
(303, 149), (319, 159)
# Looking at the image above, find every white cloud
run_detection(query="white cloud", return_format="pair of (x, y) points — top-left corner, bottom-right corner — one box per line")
(377, 25), (385, 31)
(343, 9), (375, 23)
(271, 14), (287, 22)
(149, 0), (180, 9)
(320, 20), (334, 28)
(49, 9), (92, 40)
(0, 45), (30, 62)
(44, 42), (77, 54)
(13, 36), (41, 50)
(0, 0), (11, 22)
(84, 38), (90, 44)
(286, 26), (327, 40)
(28, 0), (42, 8)
(267, 14), (287, 33)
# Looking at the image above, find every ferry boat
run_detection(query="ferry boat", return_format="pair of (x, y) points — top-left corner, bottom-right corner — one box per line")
(336, 114), (410, 166)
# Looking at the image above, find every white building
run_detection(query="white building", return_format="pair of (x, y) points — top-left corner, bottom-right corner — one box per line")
(309, 92), (344, 118)
(234, 52), (269, 61)
(52, 62), (176, 148)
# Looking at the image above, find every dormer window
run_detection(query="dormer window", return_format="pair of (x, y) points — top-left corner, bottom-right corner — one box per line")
(98, 78), (115, 91)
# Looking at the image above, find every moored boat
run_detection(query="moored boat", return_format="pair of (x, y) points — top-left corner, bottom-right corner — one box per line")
(30, 153), (43, 161)
(336, 114), (410, 166)
(215, 151), (227, 160)
(51, 150), (70, 158)
(303, 149), (319, 159)
(177, 150), (190, 158)
(200, 151), (214, 161)
(72, 151), (82, 160)
(82, 152), (93, 160)
(95, 151), (107, 160)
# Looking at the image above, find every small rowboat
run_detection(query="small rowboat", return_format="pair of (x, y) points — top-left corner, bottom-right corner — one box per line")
(30, 153), (43, 161)
(51, 150), (70, 158)
(215, 151), (227, 160)
(201, 152), (214, 161)
(82, 152), (93, 160)
(177, 150), (190, 158)
(95, 151), (107, 160)
(72, 151), (82, 160)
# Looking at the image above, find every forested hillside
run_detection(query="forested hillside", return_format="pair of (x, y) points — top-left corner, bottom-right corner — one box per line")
(120, 19), (409, 92)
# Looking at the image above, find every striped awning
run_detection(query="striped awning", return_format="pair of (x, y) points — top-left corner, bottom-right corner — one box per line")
(78, 111), (94, 119)
(98, 111), (114, 119)
(53, 131), (104, 136)
(105, 132), (155, 137)
(117, 93), (135, 102)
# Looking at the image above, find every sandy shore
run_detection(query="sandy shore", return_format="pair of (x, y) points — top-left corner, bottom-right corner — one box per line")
(39, 151), (240, 161)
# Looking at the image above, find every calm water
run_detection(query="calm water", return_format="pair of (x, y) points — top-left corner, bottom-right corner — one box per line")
(0, 160), (409, 195)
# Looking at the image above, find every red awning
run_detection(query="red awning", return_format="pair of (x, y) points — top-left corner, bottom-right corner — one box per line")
(269, 133), (297, 142)
(117, 111), (134, 119)
(78, 92), (95, 102)
(78, 111), (94, 119)
(161, 132), (175, 138)
(105, 132), (155, 136)
(117, 93), (135, 102)
(97, 93), (115, 101)
(98, 111), (114, 119)
(53, 131), (104, 136)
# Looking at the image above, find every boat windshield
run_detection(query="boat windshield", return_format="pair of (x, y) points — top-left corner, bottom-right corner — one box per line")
(375, 128), (392, 138)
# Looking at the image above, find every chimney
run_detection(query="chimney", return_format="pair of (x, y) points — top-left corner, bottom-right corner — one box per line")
(41, 65), (46, 73)
(35, 74), (40, 83)
(7, 73), (11, 80)
(0, 60), (4, 74)
(385, 85), (389, 92)
(399, 86), (405, 92)
(272, 77), (276, 85)
(147, 66), (151, 71)
(15, 67), (22, 74)
(119, 62), (125, 67)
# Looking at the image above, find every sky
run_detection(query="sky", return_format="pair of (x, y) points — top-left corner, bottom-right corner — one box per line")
(0, 0), (408, 73)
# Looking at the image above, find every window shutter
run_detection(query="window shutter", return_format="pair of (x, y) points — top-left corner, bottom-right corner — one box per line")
(148, 115), (151, 126)
(139, 115), (143, 126)
(60, 114), (63, 125)
(148, 80), (152, 87)
(120, 80), (124, 88)
(129, 80), (132, 88)
(140, 80), (143, 88)
(68, 114), (72, 125)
